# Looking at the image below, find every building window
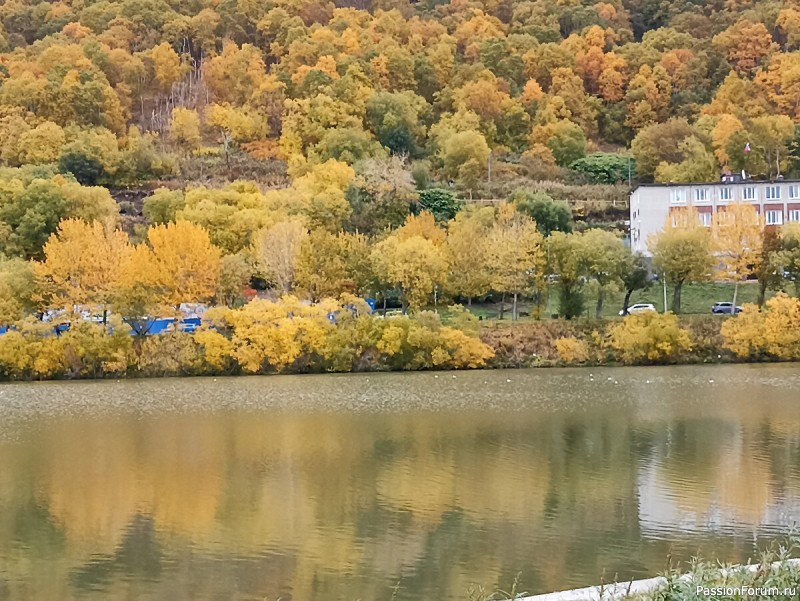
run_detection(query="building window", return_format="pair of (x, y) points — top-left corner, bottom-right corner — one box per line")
(789, 210), (800, 222)
(766, 210), (784, 225)
(670, 189), (687, 204)
(699, 212), (712, 227)
(695, 188), (708, 202)
(719, 187), (732, 201)
(790, 185), (800, 200)
(766, 185), (781, 200)
(743, 186), (756, 200)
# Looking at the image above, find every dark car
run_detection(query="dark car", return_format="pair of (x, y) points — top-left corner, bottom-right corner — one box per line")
(711, 301), (742, 314)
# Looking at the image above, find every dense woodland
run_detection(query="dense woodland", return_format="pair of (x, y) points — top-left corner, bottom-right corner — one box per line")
(3, 0), (800, 378)
(5, 0), (800, 190)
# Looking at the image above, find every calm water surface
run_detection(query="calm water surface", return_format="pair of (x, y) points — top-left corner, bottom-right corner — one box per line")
(1, 365), (800, 600)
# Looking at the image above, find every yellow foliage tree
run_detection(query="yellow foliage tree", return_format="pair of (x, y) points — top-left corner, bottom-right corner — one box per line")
(170, 107), (202, 152)
(444, 210), (492, 305)
(371, 233), (448, 312)
(0, 258), (35, 324)
(291, 159), (355, 231)
(255, 219), (308, 295)
(34, 219), (133, 319)
(149, 42), (185, 93)
(649, 207), (713, 313)
(484, 204), (545, 320)
(17, 121), (65, 164)
(712, 203), (763, 313)
(111, 244), (165, 332)
(147, 221), (221, 307)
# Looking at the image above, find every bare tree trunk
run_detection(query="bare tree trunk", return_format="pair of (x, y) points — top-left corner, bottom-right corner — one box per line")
(595, 288), (604, 319)
(758, 279), (768, 308)
(672, 281), (683, 314)
(731, 280), (739, 315)
(512, 292), (518, 321)
(622, 289), (633, 315)
(499, 293), (506, 320)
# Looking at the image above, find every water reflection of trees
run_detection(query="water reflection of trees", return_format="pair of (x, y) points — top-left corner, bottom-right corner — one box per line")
(0, 380), (799, 600)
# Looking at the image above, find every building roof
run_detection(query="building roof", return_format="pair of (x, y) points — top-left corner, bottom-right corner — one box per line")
(631, 178), (800, 193)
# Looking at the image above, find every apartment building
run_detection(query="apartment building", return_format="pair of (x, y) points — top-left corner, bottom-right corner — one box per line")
(629, 178), (800, 256)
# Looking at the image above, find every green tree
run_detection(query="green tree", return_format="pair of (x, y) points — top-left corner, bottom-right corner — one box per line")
(365, 91), (426, 156)
(631, 118), (695, 182)
(312, 127), (382, 165)
(58, 152), (106, 186)
(544, 120), (586, 167)
(510, 190), (573, 236)
(418, 189), (462, 224)
(570, 153), (634, 184)
(0, 178), (68, 259)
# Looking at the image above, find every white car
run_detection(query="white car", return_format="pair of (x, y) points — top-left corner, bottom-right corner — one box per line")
(619, 303), (657, 316)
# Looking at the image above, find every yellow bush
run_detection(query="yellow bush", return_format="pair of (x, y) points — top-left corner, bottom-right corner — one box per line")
(719, 303), (765, 359)
(0, 330), (31, 379)
(553, 336), (589, 364)
(721, 294), (800, 360)
(60, 319), (134, 377)
(0, 297), (495, 380)
(137, 332), (205, 376)
(194, 329), (234, 370)
(608, 312), (691, 364)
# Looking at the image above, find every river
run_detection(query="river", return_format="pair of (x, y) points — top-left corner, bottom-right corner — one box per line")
(1, 365), (799, 600)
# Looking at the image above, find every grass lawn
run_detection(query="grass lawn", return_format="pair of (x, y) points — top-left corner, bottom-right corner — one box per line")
(447, 281), (778, 323)
(618, 281), (770, 316)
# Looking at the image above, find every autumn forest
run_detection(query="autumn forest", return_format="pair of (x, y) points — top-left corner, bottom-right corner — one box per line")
(3, 0), (800, 378)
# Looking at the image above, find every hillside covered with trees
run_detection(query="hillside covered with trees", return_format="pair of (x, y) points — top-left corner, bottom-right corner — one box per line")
(4, 0), (800, 192)
(4, 0), (800, 379)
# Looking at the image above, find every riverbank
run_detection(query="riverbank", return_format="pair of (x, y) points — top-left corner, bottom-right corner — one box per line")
(0, 294), (798, 381)
(481, 314), (730, 368)
(514, 538), (800, 601)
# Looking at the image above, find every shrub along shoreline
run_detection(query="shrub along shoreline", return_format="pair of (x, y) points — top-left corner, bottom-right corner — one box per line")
(484, 294), (800, 368)
(0, 295), (799, 381)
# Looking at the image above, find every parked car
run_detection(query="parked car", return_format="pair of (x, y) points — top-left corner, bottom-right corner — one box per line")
(712, 301), (742, 314)
(619, 303), (657, 316)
